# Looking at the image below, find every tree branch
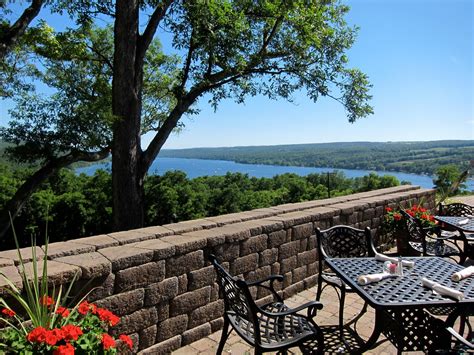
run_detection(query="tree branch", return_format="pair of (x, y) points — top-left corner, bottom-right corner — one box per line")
(0, 0), (44, 59)
(136, 0), (174, 65)
(0, 146), (110, 242)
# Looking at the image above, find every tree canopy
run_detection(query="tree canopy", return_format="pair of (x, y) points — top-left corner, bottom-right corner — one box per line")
(0, 0), (373, 238)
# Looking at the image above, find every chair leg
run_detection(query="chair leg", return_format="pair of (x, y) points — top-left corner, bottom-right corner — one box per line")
(217, 316), (230, 355)
(316, 277), (323, 301)
(338, 287), (346, 338)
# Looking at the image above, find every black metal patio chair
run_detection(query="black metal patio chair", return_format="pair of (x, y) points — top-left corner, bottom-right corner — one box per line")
(209, 254), (325, 354)
(438, 202), (474, 217)
(401, 210), (464, 263)
(315, 225), (376, 339)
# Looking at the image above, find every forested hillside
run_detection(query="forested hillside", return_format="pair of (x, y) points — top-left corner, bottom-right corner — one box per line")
(160, 140), (474, 175)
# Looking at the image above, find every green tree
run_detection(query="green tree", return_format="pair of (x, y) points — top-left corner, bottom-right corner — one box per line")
(433, 164), (468, 199)
(110, 0), (373, 231)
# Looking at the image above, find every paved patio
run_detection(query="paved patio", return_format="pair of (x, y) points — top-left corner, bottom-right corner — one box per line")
(173, 285), (409, 354)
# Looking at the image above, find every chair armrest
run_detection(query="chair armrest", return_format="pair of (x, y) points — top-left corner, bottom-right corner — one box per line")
(260, 300), (323, 318)
(447, 326), (474, 349)
(246, 275), (284, 302)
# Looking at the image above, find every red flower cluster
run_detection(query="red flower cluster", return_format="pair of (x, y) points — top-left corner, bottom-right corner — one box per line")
(27, 325), (83, 346)
(41, 295), (55, 307)
(56, 306), (70, 318)
(1, 308), (16, 317)
(101, 333), (116, 350)
(53, 343), (74, 355)
(77, 300), (97, 315)
(119, 334), (133, 349)
(95, 307), (120, 326)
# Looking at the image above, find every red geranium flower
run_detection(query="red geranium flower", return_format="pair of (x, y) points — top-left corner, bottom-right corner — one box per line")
(119, 334), (133, 349)
(1, 308), (15, 317)
(393, 213), (402, 221)
(61, 324), (83, 341)
(77, 301), (92, 315)
(101, 333), (116, 350)
(385, 207), (392, 212)
(45, 329), (62, 346)
(27, 326), (48, 343)
(53, 343), (75, 355)
(41, 295), (55, 307)
(96, 308), (120, 326)
(56, 306), (70, 317)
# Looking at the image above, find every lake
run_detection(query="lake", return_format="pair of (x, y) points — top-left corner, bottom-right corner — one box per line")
(76, 157), (474, 191)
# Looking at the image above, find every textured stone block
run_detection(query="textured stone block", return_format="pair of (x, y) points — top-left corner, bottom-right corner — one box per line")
(267, 230), (286, 248)
(145, 277), (178, 306)
(138, 325), (157, 351)
(56, 252), (111, 278)
(211, 242), (239, 262)
(170, 286), (211, 316)
(292, 223), (313, 240)
(139, 336), (181, 355)
(133, 239), (175, 260)
(99, 246), (153, 271)
(240, 234), (268, 256)
(177, 274), (188, 294)
(44, 242), (95, 259)
(210, 317), (224, 332)
(156, 303), (169, 322)
(279, 240), (300, 261)
(259, 248), (278, 267)
(85, 274), (115, 302)
(0, 246), (44, 265)
(160, 234), (207, 255)
(0, 265), (22, 295)
(108, 229), (157, 245)
(363, 208), (375, 220)
(157, 315), (188, 342)
(22, 260), (80, 286)
(308, 261), (318, 276)
(0, 258), (14, 267)
(280, 256), (297, 274)
(164, 219), (217, 234)
(283, 280), (305, 298)
(110, 307), (158, 336)
(230, 253), (258, 275)
(166, 250), (204, 278)
(115, 261), (165, 293)
(188, 300), (224, 328)
(71, 234), (120, 250)
(292, 265), (307, 283)
(182, 323), (211, 345)
(95, 289), (144, 316)
(297, 250), (317, 267)
(188, 265), (215, 291)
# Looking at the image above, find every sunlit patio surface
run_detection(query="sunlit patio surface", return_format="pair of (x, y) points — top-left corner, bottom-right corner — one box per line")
(173, 285), (408, 354)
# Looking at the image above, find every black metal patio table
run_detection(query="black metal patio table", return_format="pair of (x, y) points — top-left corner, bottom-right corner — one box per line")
(325, 256), (474, 353)
(435, 215), (474, 233)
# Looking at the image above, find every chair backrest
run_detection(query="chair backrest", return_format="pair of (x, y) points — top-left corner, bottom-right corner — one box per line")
(439, 202), (473, 217)
(316, 225), (375, 259)
(208, 254), (257, 325)
(400, 210), (427, 251)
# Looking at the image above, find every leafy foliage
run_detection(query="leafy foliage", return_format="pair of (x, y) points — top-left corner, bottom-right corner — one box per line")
(0, 165), (400, 249)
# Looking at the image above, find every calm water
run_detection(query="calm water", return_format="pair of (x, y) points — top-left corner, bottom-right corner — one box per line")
(76, 157), (474, 191)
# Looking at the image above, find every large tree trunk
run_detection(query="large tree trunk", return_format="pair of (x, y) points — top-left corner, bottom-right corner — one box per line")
(112, 0), (144, 231)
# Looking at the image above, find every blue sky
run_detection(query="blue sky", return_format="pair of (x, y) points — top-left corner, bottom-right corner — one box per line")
(1, 0), (473, 149)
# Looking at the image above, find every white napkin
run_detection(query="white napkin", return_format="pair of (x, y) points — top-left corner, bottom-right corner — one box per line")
(421, 277), (464, 301)
(451, 266), (474, 282)
(357, 272), (393, 285)
(374, 253), (415, 268)
(458, 218), (469, 225)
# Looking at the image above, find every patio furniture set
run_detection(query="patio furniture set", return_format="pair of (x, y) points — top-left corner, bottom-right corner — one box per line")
(207, 201), (474, 354)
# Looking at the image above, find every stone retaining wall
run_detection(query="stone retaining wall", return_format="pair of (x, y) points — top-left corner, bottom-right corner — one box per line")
(0, 185), (436, 353)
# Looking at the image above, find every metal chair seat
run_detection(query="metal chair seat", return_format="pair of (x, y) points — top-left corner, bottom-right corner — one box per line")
(408, 240), (460, 257)
(228, 301), (319, 349)
(209, 254), (325, 354)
